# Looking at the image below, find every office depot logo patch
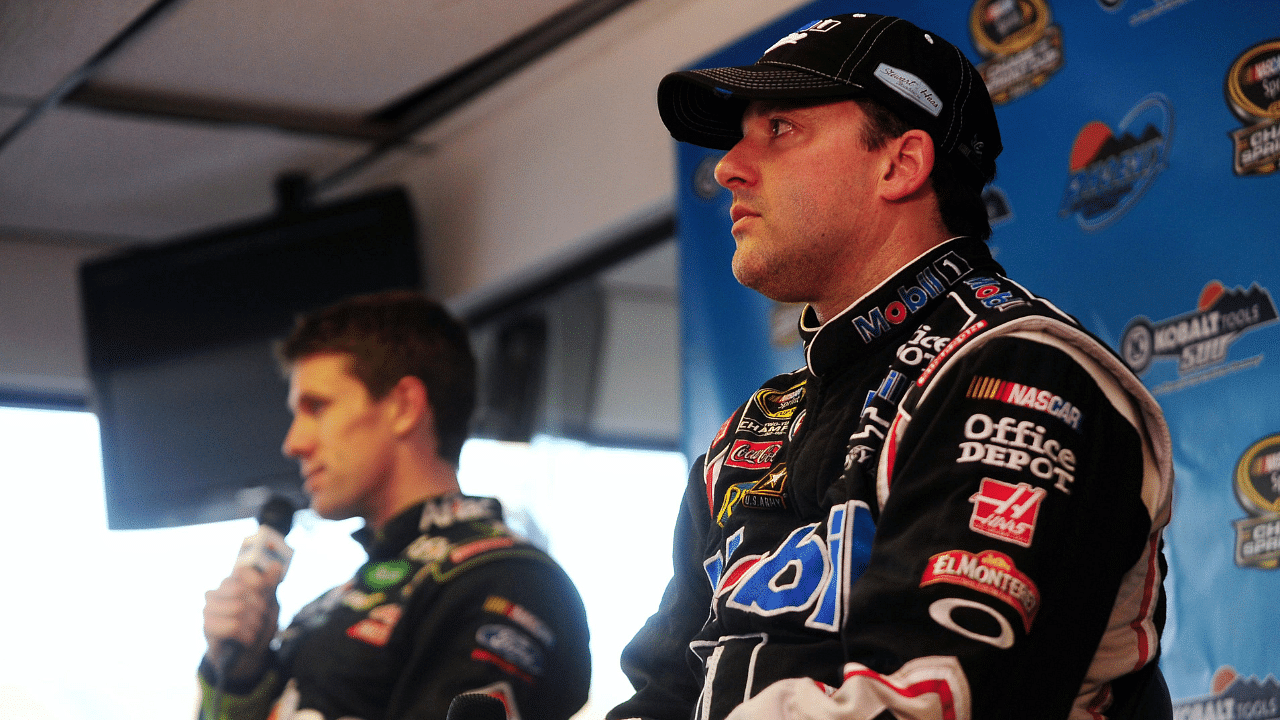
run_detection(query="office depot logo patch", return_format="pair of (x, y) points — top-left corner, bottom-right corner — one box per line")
(966, 375), (1083, 431)
(969, 478), (1047, 547)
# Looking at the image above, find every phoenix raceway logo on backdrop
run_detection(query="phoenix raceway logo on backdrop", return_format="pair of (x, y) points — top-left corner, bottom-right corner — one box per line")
(968, 0), (1063, 105)
(1173, 666), (1280, 720)
(1226, 38), (1280, 177)
(1059, 93), (1173, 231)
(1233, 433), (1280, 570)
(1120, 280), (1278, 392)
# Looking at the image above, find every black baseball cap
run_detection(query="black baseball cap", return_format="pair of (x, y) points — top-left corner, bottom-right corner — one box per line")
(657, 12), (1002, 186)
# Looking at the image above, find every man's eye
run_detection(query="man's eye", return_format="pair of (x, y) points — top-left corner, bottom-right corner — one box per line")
(300, 398), (328, 415)
(769, 118), (793, 136)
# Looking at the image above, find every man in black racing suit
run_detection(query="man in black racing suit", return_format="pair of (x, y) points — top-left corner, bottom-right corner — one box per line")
(198, 291), (590, 720)
(199, 493), (591, 720)
(608, 13), (1173, 720)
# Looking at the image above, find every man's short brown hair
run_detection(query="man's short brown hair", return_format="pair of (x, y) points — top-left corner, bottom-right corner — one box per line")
(277, 290), (476, 465)
(854, 98), (994, 241)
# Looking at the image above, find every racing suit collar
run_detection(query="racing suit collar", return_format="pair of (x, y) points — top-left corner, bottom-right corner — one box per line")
(351, 494), (504, 560)
(798, 237), (1002, 377)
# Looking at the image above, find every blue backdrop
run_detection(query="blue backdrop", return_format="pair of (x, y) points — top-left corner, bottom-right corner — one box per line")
(675, 0), (1280, 712)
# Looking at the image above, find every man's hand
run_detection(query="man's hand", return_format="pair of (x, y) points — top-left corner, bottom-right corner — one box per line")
(202, 564), (284, 681)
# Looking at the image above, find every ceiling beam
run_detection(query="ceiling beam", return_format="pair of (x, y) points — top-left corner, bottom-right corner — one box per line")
(63, 83), (402, 143)
(314, 0), (644, 194)
(0, 0), (187, 154)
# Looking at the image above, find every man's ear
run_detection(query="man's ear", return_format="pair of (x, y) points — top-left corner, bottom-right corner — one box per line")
(389, 375), (432, 439)
(880, 128), (936, 202)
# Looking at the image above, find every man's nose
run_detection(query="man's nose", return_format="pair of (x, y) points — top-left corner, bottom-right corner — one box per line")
(714, 141), (753, 189)
(281, 417), (308, 458)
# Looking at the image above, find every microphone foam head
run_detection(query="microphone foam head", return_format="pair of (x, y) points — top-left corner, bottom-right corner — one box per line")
(258, 495), (297, 536)
(446, 693), (507, 720)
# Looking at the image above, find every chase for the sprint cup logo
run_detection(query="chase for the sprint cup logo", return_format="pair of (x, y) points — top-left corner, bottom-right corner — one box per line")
(967, 0), (1064, 105)
(1226, 38), (1280, 177)
(1232, 433), (1280, 570)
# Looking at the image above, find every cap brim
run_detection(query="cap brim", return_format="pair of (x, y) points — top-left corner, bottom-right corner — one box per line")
(657, 65), (861, 150)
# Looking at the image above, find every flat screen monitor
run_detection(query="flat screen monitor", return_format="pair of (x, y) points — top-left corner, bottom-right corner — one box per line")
(80, 187), (421, 529)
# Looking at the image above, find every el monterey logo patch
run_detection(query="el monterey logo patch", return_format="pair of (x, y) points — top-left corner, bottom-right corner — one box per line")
(921, 549), (1040, 632)
(1059, 93), (1173, 231)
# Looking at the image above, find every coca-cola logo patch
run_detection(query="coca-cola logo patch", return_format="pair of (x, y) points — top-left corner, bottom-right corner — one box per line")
(725, 439), (783, 470)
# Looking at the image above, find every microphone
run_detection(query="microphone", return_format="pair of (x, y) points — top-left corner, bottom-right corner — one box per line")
(234, 494), (296, 576)
(217, 495), (297, 679)
(445, 693), (508, 720)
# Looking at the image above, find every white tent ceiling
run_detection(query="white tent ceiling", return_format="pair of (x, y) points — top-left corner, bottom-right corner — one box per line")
(0, 0), (635, 243)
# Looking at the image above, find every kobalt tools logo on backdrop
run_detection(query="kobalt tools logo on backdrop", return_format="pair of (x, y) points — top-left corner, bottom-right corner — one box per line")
(1172, 667), (1280, 720)
(1121, 280), (1278, 376)
(1232, 433), (1280, 570)
(1226, 39), (1280, 177)
(968, 0), (1063, 105)
(1059, 93), (1173, 231)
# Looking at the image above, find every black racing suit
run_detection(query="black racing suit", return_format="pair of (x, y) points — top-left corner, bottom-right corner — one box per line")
(198, 494), (591, 720)
(609, 237), (1172, 720)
